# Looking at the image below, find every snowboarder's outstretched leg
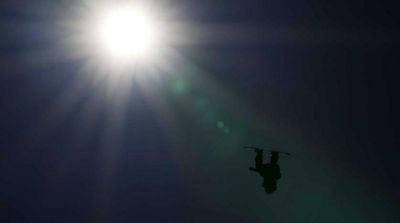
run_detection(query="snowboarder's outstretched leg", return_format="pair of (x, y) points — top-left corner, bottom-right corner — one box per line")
(255, 149), (263, 169)
(270, 151), (279, 164)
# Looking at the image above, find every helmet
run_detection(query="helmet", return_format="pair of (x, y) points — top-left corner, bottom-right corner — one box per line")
(263, 185), (277, 194)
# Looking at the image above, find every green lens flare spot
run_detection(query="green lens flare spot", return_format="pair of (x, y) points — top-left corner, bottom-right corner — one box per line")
(217, 121), (224, 129)
(223, 127), (231, 134)
(195, 97), (207, 109)
(171, 78), (188, 95)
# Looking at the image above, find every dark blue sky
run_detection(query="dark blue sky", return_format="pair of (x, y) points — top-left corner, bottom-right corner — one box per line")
(1, 0), (399, 222)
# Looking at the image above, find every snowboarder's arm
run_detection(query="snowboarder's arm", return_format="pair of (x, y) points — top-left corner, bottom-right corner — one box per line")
(249, 167), (258, 172)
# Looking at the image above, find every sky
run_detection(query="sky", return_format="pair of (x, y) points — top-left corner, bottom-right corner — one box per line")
(0, 0), (399, 222)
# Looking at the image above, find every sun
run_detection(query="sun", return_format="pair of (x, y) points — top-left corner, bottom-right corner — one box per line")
(95, 5), (158, 61)
(61, 0), (188, 79)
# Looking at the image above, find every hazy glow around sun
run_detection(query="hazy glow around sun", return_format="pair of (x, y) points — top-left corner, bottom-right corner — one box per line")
(62, 0), (190, 81)
(95, 5), (158, 61)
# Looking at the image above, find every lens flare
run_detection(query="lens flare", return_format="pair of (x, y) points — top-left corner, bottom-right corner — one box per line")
(96, 6), (158, 60)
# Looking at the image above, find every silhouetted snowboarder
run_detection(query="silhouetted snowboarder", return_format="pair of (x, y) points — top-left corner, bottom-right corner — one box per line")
(249, 148), (282, 194)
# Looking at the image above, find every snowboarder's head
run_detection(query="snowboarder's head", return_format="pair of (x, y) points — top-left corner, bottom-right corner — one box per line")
(263, 184), (277, 194)
(263, 180), (277, 194)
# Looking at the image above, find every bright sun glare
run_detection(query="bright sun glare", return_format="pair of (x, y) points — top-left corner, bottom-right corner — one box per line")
(96, 5), (158, 61)
(63, 0), (187, 80)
